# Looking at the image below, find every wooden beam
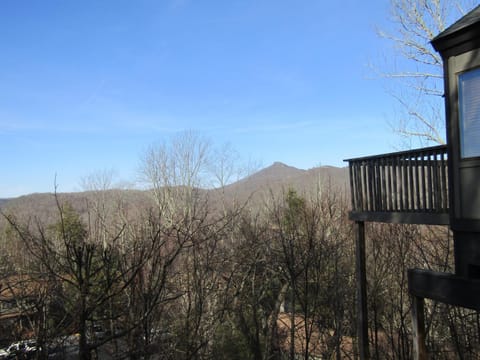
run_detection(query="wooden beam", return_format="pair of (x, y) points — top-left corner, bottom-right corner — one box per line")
(356, 221), (370, 360)
(411, 295), (429, 360)
(349, 211), (450, 225)
(408, 269), (480, 311)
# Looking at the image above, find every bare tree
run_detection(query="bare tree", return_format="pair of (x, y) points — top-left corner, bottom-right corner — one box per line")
(2, 197), (161, 360)
(138, 131), (212, 220)
(119, 211), (187, 360)
(377, 0), (477, 146)
(224, 211), (285, 360)
(264, 187), (356, 360)
(137, 130), (251, 359)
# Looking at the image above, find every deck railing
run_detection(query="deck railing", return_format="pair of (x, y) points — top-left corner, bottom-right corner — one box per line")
(345, 145), (449, 224)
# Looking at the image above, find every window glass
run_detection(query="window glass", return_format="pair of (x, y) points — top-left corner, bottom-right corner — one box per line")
(459, 67), (480, 158)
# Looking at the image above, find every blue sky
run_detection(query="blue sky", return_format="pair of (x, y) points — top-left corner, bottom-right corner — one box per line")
(1, 0), (428, 197)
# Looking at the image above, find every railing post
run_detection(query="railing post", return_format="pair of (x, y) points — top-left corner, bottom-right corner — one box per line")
(356, 221), (370, 360)
(411, 295), (429, 360)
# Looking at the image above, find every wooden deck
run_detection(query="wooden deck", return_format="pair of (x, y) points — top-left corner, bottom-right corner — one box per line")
(345, 145), (449, 225)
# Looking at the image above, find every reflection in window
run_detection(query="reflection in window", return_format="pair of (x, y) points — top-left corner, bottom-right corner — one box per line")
(459, 67), (480, 158)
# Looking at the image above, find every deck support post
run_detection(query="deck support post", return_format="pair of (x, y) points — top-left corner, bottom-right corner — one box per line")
(356, 221), (369, 360)
(411, 295), (428, 360)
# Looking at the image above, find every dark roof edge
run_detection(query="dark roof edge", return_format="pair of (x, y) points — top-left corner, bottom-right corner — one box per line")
(432, 5), (480, 52)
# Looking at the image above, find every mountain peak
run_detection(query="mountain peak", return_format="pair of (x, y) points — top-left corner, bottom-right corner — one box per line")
(267, 162), (302, 171)
(231, 161), (306, 189)
(271, 161), (289, 167)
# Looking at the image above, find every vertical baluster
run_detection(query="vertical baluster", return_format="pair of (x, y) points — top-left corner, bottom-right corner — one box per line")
(368, 161), (374, 211)
(360, 163), (366, 212)
(409, 154), (415, 212)
(415, 153), (421, 211)
(372, 159), (376, 211)
(397, 155), (403, 211)
(362, 162), (368, 212)
(427, 153), (435, 210)
(441, 151), (448, 212)
(402, 154), (408, 211)
(432, 151), (438, 211)
(375, 159), (381, 211)
(354, 163), (361, 211)
(393, 155), (399, 211)
(381, 157), (387, 212)
(387, 156), (393, 211)
(349, 163), (355, 211)
(421, 152), (427, 211)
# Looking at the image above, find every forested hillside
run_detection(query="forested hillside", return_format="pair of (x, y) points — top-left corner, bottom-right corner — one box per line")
(0, 163), (348, 224)
(0, 161), (477, 359)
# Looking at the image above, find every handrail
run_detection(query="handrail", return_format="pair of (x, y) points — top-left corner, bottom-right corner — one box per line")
(345, 145), (448, 215)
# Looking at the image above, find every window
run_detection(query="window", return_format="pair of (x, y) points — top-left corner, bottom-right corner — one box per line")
(458, 67), (480, 158)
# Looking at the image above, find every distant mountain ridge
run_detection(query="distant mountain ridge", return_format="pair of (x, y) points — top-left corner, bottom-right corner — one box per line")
(0, 163), (349, 221)
(221, 162), (348, 202)
(0, 199), (10, 207)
